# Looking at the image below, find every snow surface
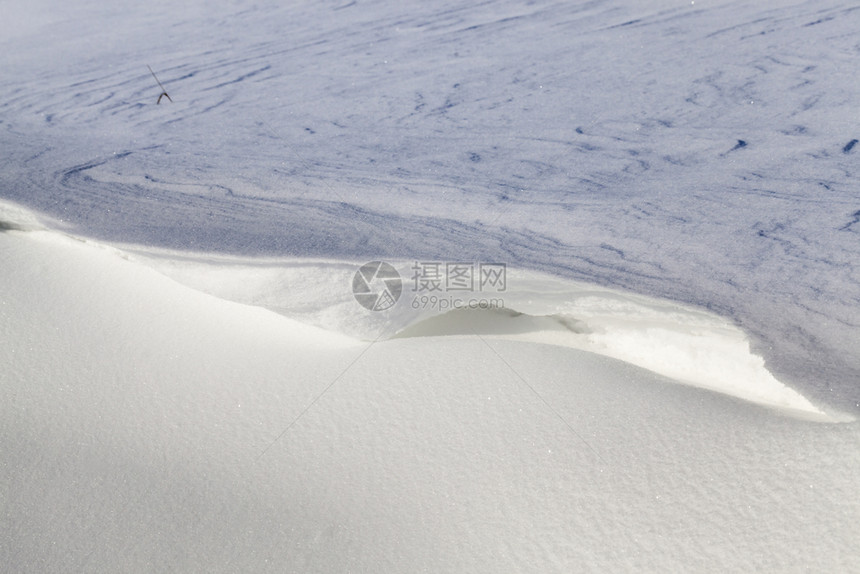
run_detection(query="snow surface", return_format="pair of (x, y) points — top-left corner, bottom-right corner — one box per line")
(2, 0), (860, 571)
(2, 0), (859, 410)
(120, 240), (827, 416)
(3, 206), (860, 572)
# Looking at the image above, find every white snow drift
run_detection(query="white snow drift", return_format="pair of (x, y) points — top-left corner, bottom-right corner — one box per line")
(3, 0), (860, 571)
(3, 201), (859, 573)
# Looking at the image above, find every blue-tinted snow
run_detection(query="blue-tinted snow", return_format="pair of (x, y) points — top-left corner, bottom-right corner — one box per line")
(1, 0), (858, 410)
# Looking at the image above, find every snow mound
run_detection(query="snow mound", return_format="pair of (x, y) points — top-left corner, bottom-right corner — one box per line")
(106, 235), (828, 418)
(3, 201), (860, 573)
(0, 198), (834, 418)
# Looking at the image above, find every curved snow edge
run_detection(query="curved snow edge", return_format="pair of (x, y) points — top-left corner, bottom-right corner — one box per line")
(1, 200), (836, 421)
(391, 306), (833, 421)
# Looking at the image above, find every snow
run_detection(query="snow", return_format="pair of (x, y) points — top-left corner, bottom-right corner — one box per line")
(2, 0), (860, 571)
(3, 0), (859, 409)
(124, 242), (828, 415)
(3, 208), (859, 572)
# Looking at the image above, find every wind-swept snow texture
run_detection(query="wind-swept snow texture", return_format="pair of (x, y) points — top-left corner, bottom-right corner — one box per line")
(1, 0), (859, 410)
(2, 1), (860, 570)
(3, 0), (859, 412)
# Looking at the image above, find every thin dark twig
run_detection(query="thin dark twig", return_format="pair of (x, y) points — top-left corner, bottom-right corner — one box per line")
(147, 64), (173, 104)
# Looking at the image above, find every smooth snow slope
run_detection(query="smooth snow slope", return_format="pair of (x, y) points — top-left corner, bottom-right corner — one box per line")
(2, 209), (860, 573)
(1, 0), (859, 411)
